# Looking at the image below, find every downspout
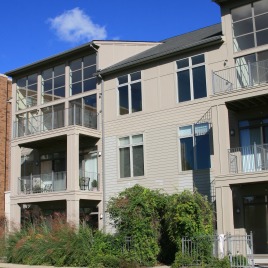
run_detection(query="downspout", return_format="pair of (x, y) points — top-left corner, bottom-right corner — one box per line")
(100, 75), (106, 232)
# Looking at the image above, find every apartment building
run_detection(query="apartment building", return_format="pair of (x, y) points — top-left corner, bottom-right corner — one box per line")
(5, 41), (159, 229)
(97, 0), (268, 259)
(5, 0), (268, 260)
(0, 74), (11, 219)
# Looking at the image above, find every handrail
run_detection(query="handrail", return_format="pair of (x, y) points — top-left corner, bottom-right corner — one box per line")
(14, 107), (98, 137)
(213, 59), (268, 94)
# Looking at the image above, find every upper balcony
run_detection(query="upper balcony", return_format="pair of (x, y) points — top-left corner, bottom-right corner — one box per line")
(213, 59), (268, 94)
(13, 106), (98, 138)
(228, 143), (268, 174)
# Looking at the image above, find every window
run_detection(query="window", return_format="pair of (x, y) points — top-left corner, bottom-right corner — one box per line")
(176, 54), (207, 103)
(69, 94), (97, 129)
(118, 71), (142, 115)
(70, 54), (96, 96)
(16, 74), (38, 110)
(42, 64), (65, 104)
(232, 0), (268, 52)
(119, 134), (144, 178)
(179, 123), (211, 171)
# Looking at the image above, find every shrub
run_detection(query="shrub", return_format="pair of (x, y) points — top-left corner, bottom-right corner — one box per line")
(0, 216), (6, 258)
(107, 184), (167, 266)
(165, 190), (213, 248)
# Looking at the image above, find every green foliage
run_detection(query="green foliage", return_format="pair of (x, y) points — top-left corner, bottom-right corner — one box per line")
(5, 185), (215, 267)
(0, 216), (6, 258)
(165, 190), (213, 247)
(172, 252), (230, 268)
(231, 255), (248, 267)
(107, 184), (167, 266)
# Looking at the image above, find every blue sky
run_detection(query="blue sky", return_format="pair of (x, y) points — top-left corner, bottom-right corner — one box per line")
(0, 0), (220, 74)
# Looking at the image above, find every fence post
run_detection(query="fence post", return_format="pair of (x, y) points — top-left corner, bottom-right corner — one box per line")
(250, 231), (254, 268)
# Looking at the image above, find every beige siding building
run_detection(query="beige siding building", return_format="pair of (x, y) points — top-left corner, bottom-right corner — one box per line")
(98, 0), (268, 260)
(5, 0), (268, 262)
(5, 41), (158, 230)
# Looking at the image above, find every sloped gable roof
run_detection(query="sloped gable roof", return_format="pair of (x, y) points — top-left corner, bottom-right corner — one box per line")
(99, 23), (222, 76)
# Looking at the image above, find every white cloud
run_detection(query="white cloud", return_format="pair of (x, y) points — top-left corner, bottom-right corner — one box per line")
(48, 8), (107, 43)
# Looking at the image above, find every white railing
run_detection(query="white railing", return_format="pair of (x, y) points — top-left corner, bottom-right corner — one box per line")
(18, 171), (67, 194)
(228, 143), (268, 173)
(14, 108), (98, 138)
(213, 59), (268, 94)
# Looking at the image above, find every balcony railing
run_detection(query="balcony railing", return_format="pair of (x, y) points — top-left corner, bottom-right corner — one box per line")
(228, 143), (268, 173)
(13, 107), (98, 138)
(79, 171), (100, 191)
(213, 59), (268, 94)
(18, 171), (67, 195)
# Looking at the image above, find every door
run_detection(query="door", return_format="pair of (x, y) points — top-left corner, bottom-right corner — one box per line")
(244, 195), (268, 254)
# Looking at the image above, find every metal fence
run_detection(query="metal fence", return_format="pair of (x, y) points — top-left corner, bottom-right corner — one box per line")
(213, 59), (268, 94)
(228, 143), (268, 173)
(182, 233), (254, 268)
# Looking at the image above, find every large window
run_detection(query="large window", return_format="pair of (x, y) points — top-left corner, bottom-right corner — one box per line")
(16, 74), (38, 110)
(119, 134), (144, 178)
(232, 0), (268, 52)
(42, 64), (65, 104)
(179, 123), (211, 171)
(118, 71), (142, 115)
(176, 54), (207, 103)
(70, 54), (96, 96)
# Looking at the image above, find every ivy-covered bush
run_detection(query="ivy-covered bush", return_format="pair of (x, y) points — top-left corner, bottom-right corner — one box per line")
(165, 190), (213, 246)
(107, 184), (167, 266)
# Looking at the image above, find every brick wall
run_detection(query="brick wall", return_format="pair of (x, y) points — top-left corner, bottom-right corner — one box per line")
(0, 74), (12, 218)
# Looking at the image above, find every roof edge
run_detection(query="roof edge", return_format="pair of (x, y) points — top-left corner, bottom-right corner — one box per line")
(99, 35), (223, 77)
(5, 42), (99, 77)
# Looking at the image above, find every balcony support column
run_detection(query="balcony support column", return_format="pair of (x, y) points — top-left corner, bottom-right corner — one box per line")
(67, 133), (80, 191)
(9, 202), (21, 231)
(212, 104), (230, 175)
(10, 144), (21, 195)
(67, 198), (79, 228)
(215, 185), (234, 235)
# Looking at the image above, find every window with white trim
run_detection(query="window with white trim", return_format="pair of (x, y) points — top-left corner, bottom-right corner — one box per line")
(176, 54), (207, 103)
(232, 0), (268, 52)
(179, 123), (211, 171)
(118, 71), (142, 115)
(119, 134), (144, 178)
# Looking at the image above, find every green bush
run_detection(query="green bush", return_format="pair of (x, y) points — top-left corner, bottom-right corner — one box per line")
(107, 184), (167, 266)
(0, 216), (6, 258)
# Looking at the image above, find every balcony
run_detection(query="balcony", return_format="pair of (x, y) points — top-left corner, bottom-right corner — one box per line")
(18, 171), (100, 195)
(228, 143), (268, 173)
(13, 107), (98, 138)
(213, 59), (268, 94)
(18, 171), (67, 195)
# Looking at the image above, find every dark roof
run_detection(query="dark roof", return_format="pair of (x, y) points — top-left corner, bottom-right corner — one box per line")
(5, 42), (99, 77)
(99, 23), (222, 76)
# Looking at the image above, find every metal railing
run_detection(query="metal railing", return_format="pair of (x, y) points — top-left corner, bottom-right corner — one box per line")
(13, 107), (98, 138)
(18, 171), (67, 194)
(182, 233), (254, 268)
(79, 171), (99, 191)
(213, 59), (268, 94)
(228, 143), (268, 173)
